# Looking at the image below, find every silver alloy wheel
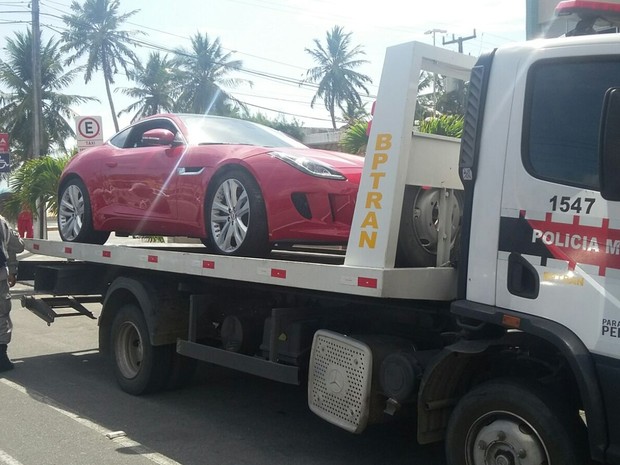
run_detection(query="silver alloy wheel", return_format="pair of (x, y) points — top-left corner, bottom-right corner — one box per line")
(58, 184), (85, 241)
(411, 188), (461, 254)
(466, 412), (549, 465)
(114, 320), (143, 380)
(210, 178), (250, 253)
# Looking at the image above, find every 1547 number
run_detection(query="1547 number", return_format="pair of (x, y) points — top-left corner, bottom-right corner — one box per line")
(549, 196), (596, 214)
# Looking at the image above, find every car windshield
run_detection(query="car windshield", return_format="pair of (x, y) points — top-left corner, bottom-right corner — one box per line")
(178, 115), (307, 148)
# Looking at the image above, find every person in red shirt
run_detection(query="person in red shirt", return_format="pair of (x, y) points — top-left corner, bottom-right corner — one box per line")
(17, 207), (33, 239)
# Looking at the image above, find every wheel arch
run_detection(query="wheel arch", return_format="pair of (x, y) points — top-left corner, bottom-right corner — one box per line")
(203, 163), (271, 256)
(418, 302), (607, 464)
(204, 163), (269, 228)
(99, 275), (190, 357)
(57, 173), (110, 244)
(58, 172), (86, 198)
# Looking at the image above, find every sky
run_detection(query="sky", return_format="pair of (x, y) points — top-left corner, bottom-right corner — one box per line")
(0, 0), (528, 141)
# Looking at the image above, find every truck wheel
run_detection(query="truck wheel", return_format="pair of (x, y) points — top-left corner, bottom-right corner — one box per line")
(58, 178), (110, 245)
(110, 304), (172, 395)
(396, 186), (462, 267)
(445, 379), (588, 465)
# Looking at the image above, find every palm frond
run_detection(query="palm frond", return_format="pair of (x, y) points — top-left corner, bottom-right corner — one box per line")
(304, 26), (372, 129)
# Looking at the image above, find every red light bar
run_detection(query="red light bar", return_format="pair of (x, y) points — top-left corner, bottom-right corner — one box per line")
(556, 0), (620, 15)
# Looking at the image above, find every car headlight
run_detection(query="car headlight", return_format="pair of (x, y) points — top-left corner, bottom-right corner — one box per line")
(270, 151), (346, 180)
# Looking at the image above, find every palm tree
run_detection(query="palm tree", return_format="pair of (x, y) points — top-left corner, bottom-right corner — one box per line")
(61, 0), (143, 132)
(117, 52), (178, 122)
(7, 155), (71, 219)
(341, 101), (368, 125)
(304, 26), (372, 129)
(173, 32), (246, 115)
(0, 30), (96, 162)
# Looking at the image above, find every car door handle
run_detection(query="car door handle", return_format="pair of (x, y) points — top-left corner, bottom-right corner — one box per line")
(105, 161), (118, 168)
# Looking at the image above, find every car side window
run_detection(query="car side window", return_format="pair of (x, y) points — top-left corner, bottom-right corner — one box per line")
(523, 57), (620, 190)
(109, 127), (131, 148)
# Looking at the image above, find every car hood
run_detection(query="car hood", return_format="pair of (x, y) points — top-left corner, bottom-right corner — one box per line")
(214, 145), (365, 170)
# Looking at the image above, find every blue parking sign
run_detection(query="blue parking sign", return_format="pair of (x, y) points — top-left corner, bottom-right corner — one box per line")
(0, 153), (9, 173)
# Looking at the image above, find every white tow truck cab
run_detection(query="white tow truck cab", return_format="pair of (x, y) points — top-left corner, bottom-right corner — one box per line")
(19, 7), (620, 463)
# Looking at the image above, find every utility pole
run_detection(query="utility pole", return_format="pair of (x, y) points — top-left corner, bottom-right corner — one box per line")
(425, 28), (447, 47)
(425, 29), (447, 115)
(32, 0), (41, 158)
(31, 0), (46, 238)
(443, 29), (477, 53)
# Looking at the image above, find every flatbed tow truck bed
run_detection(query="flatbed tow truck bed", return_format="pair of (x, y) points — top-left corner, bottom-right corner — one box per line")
(21, 239), (457, 301)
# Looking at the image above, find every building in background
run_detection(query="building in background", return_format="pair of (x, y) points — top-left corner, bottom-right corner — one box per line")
(526, 0), (567, 38)
(527, 0), (620, 38)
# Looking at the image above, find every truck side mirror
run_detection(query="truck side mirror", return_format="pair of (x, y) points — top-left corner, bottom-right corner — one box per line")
(600, 87), (620, 200)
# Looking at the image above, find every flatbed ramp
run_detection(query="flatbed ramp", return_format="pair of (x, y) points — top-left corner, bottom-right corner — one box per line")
(23, 239), (457, 300)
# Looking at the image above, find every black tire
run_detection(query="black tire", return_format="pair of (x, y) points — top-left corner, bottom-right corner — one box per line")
(204, 169), (269, 257)
(110, 304), (172, 395)
(445, 379), (588, 465)
(58, 178), (110, 244)
(396, 186), (463, 267)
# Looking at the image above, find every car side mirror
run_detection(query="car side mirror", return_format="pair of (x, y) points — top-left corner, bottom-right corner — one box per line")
(600, 87), (620, 200)
(141, 128), (176, 147)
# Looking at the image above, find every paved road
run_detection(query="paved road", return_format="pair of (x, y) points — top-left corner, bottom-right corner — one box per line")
(0, 282), (446, 465)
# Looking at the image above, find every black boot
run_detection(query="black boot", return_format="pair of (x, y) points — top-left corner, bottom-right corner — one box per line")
(0, 344), (14, 372)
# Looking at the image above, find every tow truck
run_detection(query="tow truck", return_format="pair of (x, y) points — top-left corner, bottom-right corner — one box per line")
(19, 1), (620, 463)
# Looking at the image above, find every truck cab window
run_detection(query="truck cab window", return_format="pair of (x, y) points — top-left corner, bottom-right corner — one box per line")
(524, 58), (620, 190)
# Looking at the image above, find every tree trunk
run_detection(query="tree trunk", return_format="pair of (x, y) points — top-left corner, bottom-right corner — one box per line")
(329, 98), (337, 129)
(104, 69), (119, 132)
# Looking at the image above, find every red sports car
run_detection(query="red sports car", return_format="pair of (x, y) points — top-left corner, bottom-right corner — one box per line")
(58, 114), (364, 256)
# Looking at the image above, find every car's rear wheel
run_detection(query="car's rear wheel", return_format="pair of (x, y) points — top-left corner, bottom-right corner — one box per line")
(204, 169), (269, 256)
(396, 186), (463, 267)
(58, 178), (110, 244)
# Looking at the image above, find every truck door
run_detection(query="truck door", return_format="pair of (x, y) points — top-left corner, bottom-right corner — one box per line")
(496, 43), (620, 363)
(492, 41), (620, 461)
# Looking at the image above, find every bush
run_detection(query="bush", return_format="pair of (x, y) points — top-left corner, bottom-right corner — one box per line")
(8, 155), (71, 219)
(418, 114), (464, 138)
(340, 120), (369, 155)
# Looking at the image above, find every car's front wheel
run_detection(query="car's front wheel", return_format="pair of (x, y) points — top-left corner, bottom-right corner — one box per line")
(58, 178), (109, 244)
(204, 169), (269, 257)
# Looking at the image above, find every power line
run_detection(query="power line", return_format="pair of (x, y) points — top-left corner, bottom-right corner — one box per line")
(48, 1), (380, 88)
(0, 1), (390, 123)
(29, 1), (379, 94)
(239, 100), (333, 123)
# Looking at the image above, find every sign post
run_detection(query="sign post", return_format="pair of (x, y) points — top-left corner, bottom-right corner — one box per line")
(75, 116), (103, 151)
(0, 133), (10, 174)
